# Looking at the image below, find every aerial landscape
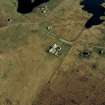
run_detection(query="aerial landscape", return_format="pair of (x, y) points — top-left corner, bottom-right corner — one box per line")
(0, 0), (105, 105)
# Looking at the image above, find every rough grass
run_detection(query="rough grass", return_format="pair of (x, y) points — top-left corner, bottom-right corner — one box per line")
(0, 55), (18, 80)
(47, 0), (62, 10)
(0, 24), (36, 52)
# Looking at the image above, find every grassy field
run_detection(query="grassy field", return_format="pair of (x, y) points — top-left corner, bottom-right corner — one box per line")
(0, 0), (105, 105)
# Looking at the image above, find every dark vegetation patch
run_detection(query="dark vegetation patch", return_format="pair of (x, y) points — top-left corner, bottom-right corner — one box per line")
(79, 50), (91, 59)
(94, 47), (105, 57)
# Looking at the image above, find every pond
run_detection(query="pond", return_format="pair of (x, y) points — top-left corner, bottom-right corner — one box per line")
(17, 0), (49, 14)
(80, 0), (105, 28)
